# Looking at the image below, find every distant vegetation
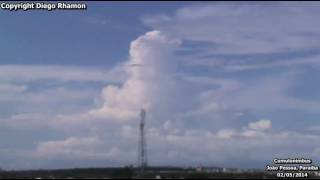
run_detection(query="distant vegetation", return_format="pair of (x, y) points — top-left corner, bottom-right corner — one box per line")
(0, 167), (317, 179)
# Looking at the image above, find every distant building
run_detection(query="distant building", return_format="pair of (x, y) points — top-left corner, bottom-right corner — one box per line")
(194, 166), (245, 173)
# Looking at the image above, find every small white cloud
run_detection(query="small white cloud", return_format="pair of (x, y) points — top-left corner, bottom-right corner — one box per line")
(37, 136), (103, 158)
(216, 128), (236, 139)
(241, 130), (260, 138)
(1, 113), (50, 130)
(248, 119), (272, 131)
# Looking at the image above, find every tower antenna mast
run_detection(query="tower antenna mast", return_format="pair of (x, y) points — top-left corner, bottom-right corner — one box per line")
(138, 109), (148, 172)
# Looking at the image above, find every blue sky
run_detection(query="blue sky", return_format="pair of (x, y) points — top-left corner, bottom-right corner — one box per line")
(0, 2), (190, 66)
(1, 2), (320, 170)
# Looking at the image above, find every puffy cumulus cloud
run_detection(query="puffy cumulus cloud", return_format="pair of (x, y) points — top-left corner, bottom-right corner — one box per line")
(248, 119), (271, 131)
(142, 119), (320, 167)
(5, 118), (316, 169)
(216, 119), (271, 140)
(216, 128), (236, 139)
(89, 31), (181, 122)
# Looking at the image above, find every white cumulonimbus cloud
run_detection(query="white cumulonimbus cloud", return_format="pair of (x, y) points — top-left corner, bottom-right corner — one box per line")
(4, 3), (320, 169)
(89, 31), (181, 122)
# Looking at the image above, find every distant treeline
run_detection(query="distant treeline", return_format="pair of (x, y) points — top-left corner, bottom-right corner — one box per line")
(0, 167), (316, 179)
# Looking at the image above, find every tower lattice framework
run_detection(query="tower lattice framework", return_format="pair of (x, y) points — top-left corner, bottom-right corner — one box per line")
(138, 109), (147, 171)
